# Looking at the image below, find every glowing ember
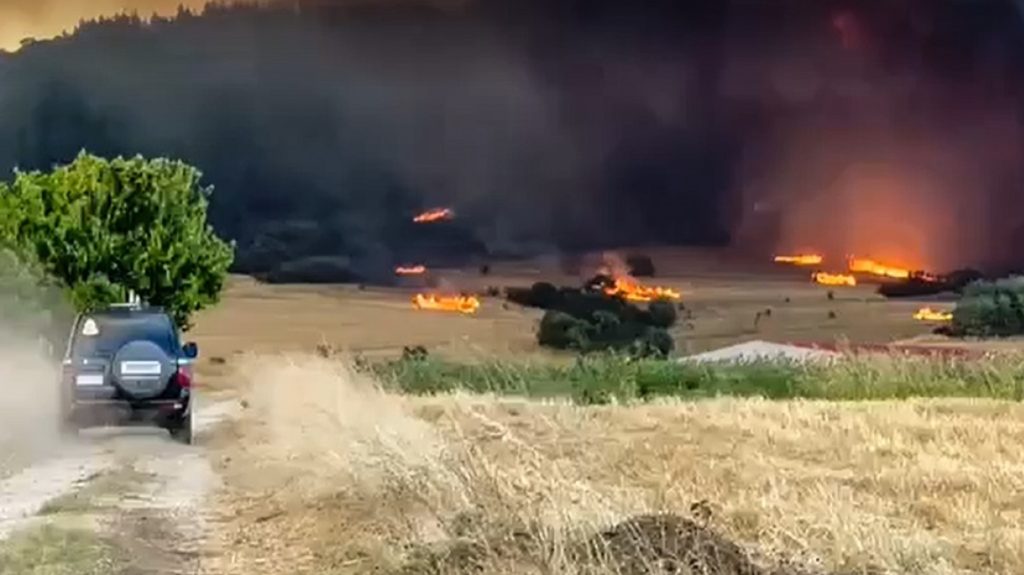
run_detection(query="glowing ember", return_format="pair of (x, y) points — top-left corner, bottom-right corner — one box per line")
(774, 254), (824, 266)
(848, 257), (911, 280)
(603, 277), (681, 303)
(913, 307), (953, 322)
(812, 271), (857, 287)
(395, 265), (427, 276)
(413, 293), (480, 314)
(413, 208), (455, 224)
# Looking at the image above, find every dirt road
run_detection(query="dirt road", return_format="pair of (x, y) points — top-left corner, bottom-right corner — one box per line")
(0, 394), (241, 574)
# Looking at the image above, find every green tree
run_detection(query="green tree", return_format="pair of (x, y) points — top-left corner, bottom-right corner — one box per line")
(0, 151), (234, 329)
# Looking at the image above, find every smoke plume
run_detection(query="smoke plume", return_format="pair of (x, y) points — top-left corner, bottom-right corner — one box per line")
(0, 0), (1022, 277)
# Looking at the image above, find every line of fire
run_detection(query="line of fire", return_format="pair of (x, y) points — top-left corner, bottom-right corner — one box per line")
(773, 253), (962, 323)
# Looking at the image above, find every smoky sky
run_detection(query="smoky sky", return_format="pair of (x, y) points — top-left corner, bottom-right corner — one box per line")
(2, 0), (1024, 277)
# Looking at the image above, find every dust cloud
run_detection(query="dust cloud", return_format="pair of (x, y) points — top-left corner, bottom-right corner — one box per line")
(236, 353), (469, 505)
(0, 252), (74, 476)
(0, 330), (65, 476)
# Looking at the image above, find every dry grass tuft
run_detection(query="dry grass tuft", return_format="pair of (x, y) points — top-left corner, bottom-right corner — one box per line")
(210, 353), (1024, 575)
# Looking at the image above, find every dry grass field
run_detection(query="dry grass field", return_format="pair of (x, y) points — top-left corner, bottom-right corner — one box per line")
(182, 249), (1024, 574)
(202, 357), (1024, 575)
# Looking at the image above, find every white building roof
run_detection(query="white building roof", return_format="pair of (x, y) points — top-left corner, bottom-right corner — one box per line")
(681, 340), (840, 364)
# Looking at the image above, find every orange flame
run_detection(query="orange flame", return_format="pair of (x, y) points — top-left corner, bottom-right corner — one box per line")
(913, 307), (952, 322)
(812, 271), (857, 287)
(847, 257), (910, 280)
(395, 265), (427, 276)
(603, 277), (681, 303)
(413, 208), (455, 224)
(413, 293), (480, 314)
(774, 254), (824, 266)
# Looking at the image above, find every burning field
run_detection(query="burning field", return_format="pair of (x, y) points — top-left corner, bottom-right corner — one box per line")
(772, 251), (975, 303)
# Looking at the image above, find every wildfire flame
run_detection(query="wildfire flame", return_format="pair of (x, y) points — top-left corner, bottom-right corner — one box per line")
(774, 254), (824, 266)
(812, 271), (857, 287)
(395, 265), (427, 276)
(603, 277), (681, 303)
(413, 208), (455, 224)
(847, 257), (910, 280)
(413, 293), (480, 314)
(913, 307), (953, 322)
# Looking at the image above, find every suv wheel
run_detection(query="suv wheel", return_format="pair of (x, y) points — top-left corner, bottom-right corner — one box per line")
(169, 411), (193, 445)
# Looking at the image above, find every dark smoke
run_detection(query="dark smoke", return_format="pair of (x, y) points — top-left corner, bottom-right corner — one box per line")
(0, 0), (1022, 280)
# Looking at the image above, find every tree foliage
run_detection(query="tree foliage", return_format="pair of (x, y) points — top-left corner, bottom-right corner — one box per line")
(0, 151), (234, 329)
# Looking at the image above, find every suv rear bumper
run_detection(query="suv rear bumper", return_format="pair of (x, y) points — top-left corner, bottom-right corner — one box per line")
(68, 396), (190, 428)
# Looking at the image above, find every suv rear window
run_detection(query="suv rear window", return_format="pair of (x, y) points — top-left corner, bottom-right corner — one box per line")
(71, 314), (180, 358)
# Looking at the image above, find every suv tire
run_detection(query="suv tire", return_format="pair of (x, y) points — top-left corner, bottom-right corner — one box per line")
(169, 410), (193, 445)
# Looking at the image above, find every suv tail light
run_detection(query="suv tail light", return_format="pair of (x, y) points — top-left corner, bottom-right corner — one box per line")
(174, 369), (192, 390)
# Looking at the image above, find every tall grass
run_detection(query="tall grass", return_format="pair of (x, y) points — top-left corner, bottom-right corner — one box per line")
(366, 352), (1024, 405)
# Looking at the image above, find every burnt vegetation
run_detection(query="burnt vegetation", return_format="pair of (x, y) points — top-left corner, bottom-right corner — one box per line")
(875, 269), (985, 299)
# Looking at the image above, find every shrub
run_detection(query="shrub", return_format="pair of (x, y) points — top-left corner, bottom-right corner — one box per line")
(505, 281), (561, 309)
(646, 299), (678, 328)
(0, 152), (234, 329)
(512, 277), (679, 355)
(631, 328), (674, 359)
(530, 281), (560, 308)
(950, 276), (1024, 337)
(537, 310), (590, 350)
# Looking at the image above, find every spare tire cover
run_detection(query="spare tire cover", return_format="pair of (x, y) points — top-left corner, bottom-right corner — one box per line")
(111, 340), (174, 400)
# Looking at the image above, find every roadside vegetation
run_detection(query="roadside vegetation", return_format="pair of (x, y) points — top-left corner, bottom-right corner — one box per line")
(364, 351), (1024, 405)
(0, 524), (122, 575)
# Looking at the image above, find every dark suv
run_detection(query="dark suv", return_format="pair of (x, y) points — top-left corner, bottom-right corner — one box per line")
(59, 302), (199, 444)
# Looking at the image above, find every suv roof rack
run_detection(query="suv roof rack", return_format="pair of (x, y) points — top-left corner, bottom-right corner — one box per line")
(105, 290), (152, 312)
